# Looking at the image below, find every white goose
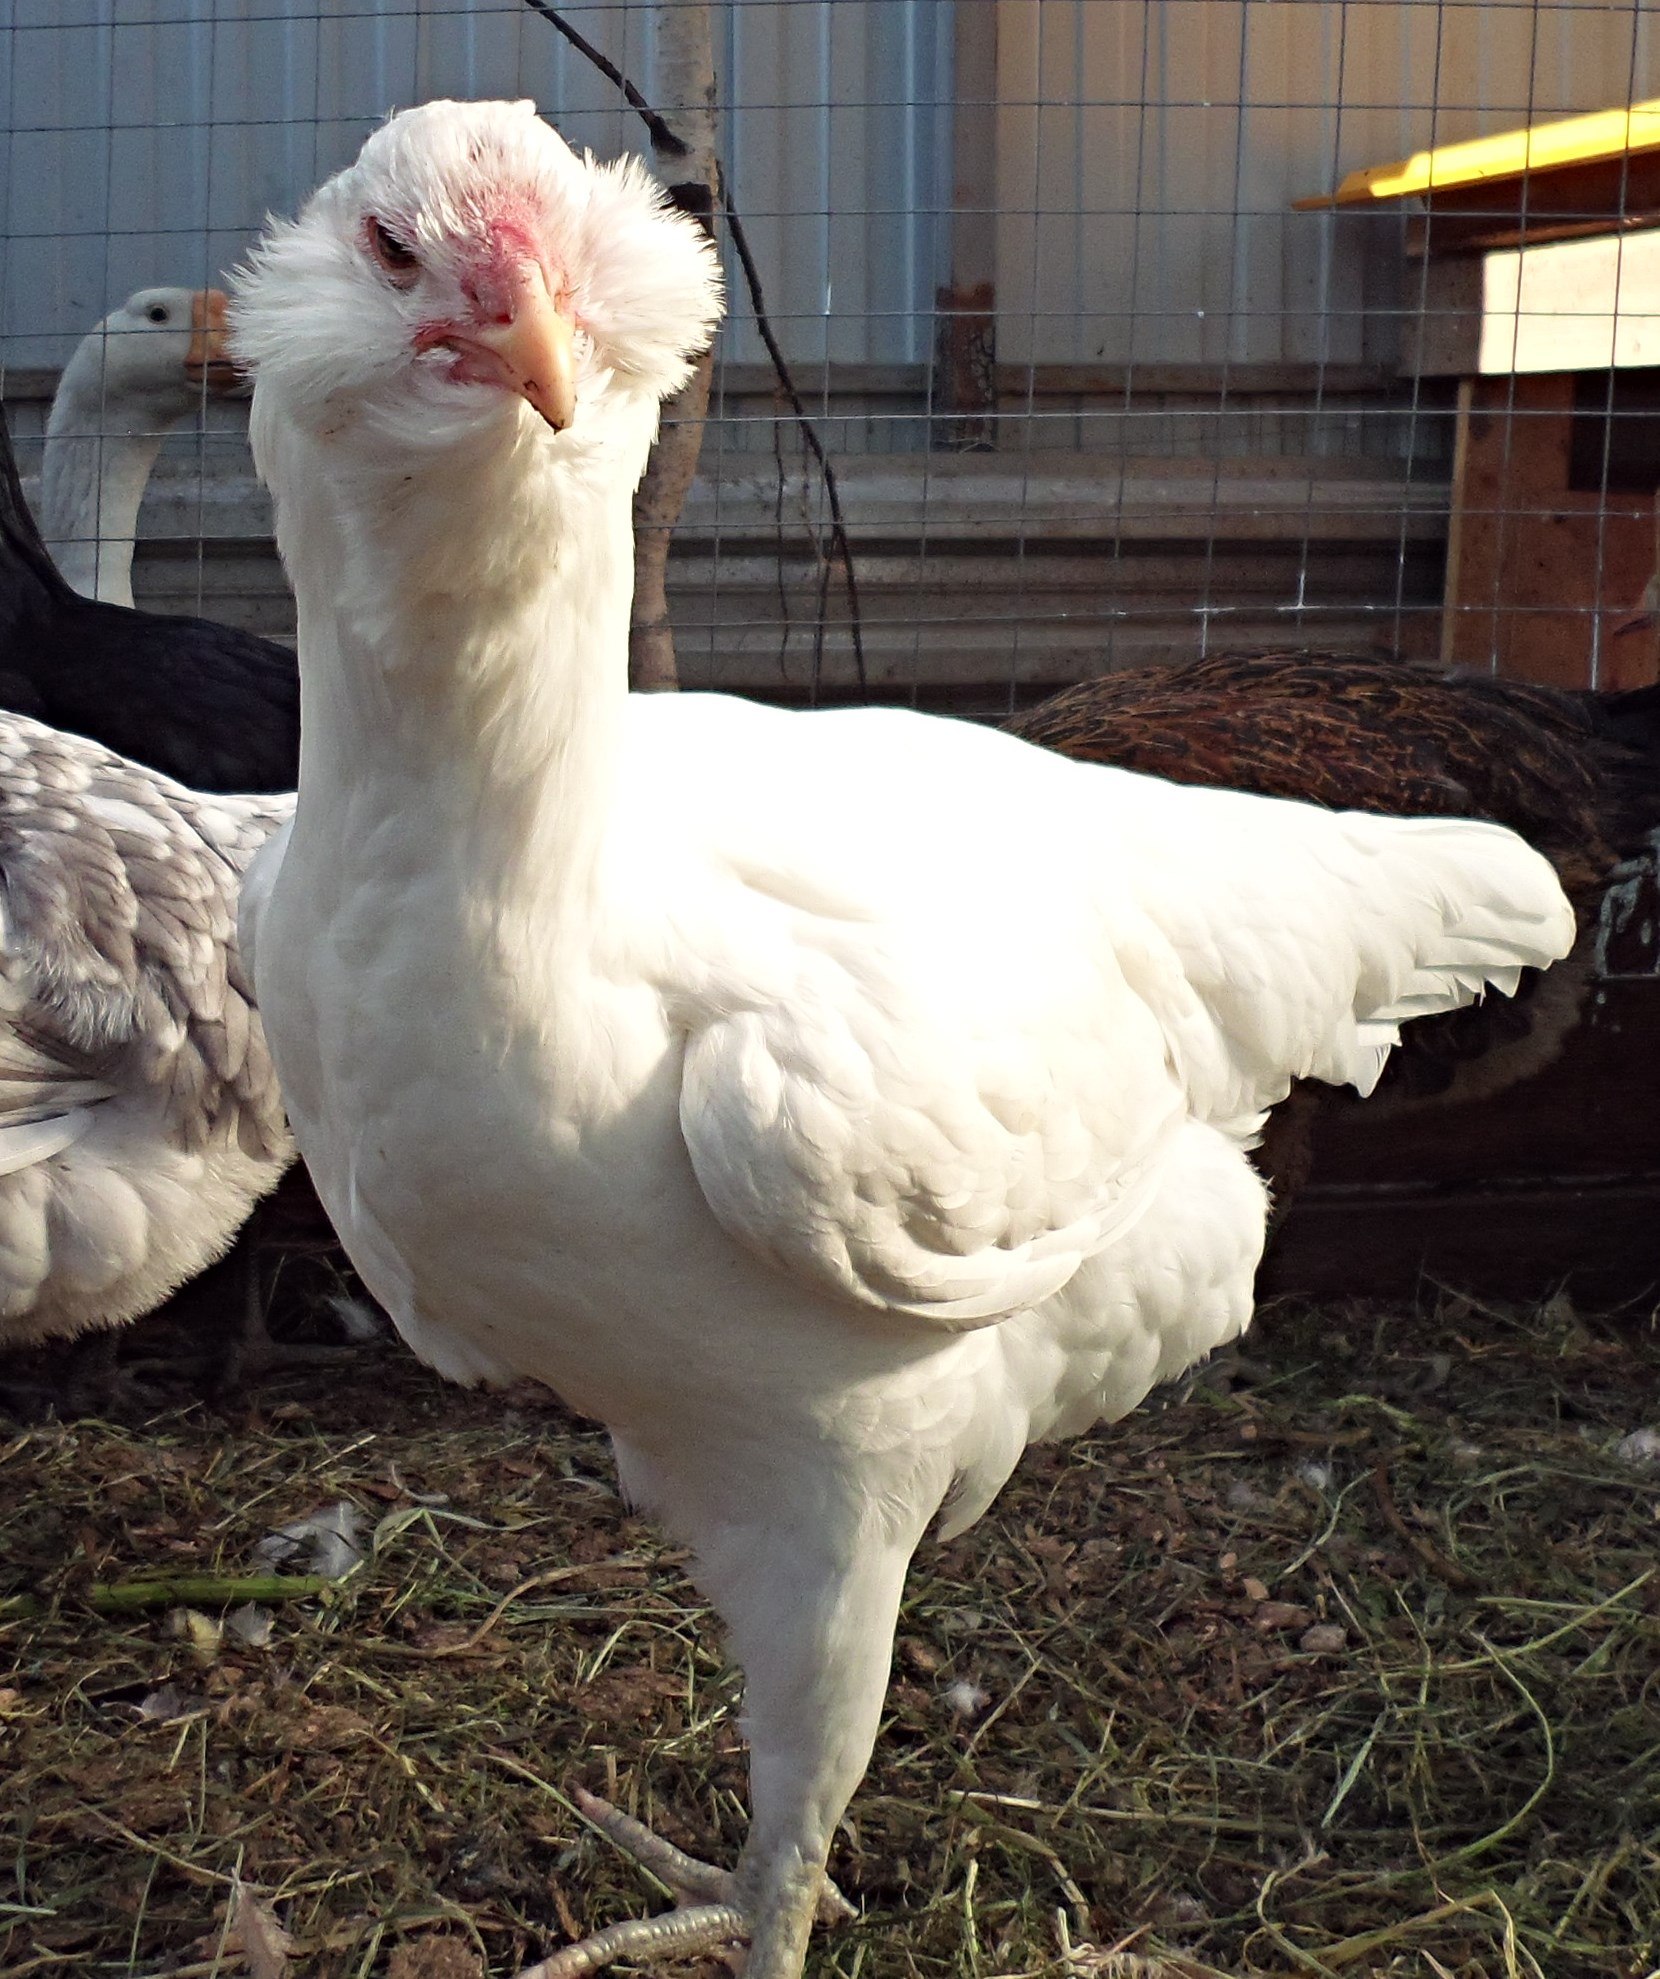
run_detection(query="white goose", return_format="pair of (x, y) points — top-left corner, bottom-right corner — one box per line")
(38, 286), (238, 609)
(230, 101), (1575, 1979)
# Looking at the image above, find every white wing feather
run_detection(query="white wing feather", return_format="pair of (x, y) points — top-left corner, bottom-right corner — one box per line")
(647, 699), (1574, 1331)
(679, 971), (1187, 1327)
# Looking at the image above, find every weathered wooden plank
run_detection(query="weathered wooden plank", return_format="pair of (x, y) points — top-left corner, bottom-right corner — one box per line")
(1404, 151), (1660, 258)
(674, 456), (1448, 545)
(9, 356), (1449, 697)
(932, 0), (998, 446)
(662, 617), (1434, 699)
(69, 449), (1446, 542)
(1438, 377), (1475, 672)
(1265, 1175), (1660, 1305)
(127, 499), (1441, 698)
(1268, 888), (1660, 1305)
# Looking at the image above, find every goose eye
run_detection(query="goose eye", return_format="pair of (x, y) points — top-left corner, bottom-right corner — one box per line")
(146, 304), (169, 323)
(368, 218), (421, 284)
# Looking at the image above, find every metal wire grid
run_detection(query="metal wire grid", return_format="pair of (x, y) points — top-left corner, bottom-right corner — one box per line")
(1, 0), (1656, 708)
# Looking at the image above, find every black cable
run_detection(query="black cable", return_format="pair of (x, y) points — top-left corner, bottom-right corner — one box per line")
(517, 0), (688, 158)
(718, 165), (866, 696)
(517, 0), (865, 694)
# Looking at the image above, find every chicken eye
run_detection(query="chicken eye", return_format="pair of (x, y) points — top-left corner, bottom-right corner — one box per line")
(146, 304), (169, 324)
(368, 218), (421, 284)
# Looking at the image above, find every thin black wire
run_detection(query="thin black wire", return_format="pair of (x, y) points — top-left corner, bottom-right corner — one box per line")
(518, 0), (689, 157)
(517, 0), (864, 693)
(720, 164), (866, 696)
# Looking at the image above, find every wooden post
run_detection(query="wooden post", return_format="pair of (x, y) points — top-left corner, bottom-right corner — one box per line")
(1438, 379), (1474, 673)
(630, 3), (719, 692)
(934, 0), (998, 449)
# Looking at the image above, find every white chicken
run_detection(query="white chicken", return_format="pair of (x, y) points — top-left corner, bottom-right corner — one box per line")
(229, 100), (1575, 1979)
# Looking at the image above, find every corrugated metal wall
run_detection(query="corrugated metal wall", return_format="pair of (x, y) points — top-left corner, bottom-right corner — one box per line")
(4, 2), (1652, 374)
(0, 0), (949, 372)
(997, 0), (1657, 367)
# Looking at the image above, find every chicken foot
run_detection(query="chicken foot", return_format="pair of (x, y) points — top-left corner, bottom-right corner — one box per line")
(517, 1789), (853, 1978)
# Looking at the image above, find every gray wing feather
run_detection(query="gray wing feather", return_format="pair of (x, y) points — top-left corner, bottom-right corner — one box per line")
(0, 713), (293, 1164)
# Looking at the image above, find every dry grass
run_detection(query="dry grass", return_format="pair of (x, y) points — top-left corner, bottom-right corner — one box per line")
(1, 1286), (1657, 1979)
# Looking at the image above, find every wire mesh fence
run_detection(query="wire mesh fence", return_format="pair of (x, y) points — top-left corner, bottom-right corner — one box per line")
(2, 0), (1656, 712)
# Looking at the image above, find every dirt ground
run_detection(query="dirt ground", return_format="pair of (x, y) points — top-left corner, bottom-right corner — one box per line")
(1, 1284), (1657, 1979)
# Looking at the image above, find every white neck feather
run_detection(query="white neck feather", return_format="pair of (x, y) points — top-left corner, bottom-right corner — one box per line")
(38, 422), (164, 610)
(266, 391), (659, 910)
(39, 335), (196, 608)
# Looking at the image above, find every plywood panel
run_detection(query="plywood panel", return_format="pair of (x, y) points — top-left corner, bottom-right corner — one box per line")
(1443, 372), (1658, 688)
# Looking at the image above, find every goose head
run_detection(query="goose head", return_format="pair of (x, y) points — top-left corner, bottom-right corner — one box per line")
(54, 287), (241, 432)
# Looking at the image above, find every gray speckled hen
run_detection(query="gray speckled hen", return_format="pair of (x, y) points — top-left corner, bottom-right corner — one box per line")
(0, 713), (292, 1354)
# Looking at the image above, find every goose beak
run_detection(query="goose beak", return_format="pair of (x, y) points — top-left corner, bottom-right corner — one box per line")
(184, 289), (246, 394)
(467, 261), (578, 432)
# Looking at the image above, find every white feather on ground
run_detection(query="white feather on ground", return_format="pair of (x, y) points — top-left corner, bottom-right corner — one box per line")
(0, 712), (292, 1352)
(230, 99), (1576, 1979)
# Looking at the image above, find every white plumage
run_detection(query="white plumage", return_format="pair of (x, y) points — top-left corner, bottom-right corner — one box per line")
(231, 100), (1575, 1979)
(38, 287), (239, 609)
(0, 713), (292, 1356)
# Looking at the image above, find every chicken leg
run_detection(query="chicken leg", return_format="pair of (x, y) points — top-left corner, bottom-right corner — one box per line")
(517, 1495), (916, 1979)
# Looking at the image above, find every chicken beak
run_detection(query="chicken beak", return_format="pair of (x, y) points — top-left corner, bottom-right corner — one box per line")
(469, 262), (578, 432)
(184, 288), (245, 394)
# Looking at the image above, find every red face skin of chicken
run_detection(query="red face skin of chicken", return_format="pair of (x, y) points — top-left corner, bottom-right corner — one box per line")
(391, 213), (578, 430)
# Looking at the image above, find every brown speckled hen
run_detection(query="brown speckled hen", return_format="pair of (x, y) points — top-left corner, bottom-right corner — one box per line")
(1007, 651), (1660, 1213)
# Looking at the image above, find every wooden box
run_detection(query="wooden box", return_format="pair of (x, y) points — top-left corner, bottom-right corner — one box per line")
(1301, 101), (1660, 690)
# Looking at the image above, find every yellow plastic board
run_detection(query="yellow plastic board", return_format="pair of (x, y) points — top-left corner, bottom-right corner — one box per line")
(1296, 98), (1660, 209)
